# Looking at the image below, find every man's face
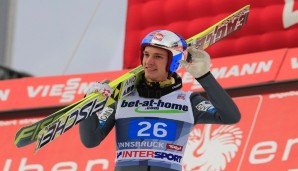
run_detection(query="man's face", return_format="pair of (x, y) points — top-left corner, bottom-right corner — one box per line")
(142, 46), (169, 82)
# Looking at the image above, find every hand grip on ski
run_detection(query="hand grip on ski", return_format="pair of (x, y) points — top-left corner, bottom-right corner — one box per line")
(179, 47), (211, 78)
(86, 81), (113, 97)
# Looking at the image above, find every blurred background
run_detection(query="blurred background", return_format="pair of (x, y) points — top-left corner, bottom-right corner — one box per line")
(0, 0), (127, 78)
(1, 0), (298, 170)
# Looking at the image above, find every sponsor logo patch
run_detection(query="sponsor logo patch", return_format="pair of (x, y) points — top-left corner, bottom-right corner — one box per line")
(195, 101), (216, 113)
(120, 99), (188, 114)
(98, 106), (114, 128)
(116, 149), (183, 164)
(166, 143), (183, 151)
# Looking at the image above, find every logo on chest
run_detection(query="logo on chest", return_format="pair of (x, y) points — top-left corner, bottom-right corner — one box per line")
(120, 99), (188, 114)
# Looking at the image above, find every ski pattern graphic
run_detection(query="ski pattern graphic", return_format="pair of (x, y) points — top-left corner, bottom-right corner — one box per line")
(14, 65), (144, 148)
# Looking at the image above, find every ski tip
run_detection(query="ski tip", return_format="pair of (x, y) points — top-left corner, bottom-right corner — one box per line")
(14, 140), (31, 148)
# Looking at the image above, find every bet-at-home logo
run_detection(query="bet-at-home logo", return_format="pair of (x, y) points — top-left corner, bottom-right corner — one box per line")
(120, 99), (188, 114)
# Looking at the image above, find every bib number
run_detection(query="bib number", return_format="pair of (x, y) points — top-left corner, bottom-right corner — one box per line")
(128, 119), (176, 141)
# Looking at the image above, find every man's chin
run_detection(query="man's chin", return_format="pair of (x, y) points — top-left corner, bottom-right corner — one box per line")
(145, 74), (157, 81)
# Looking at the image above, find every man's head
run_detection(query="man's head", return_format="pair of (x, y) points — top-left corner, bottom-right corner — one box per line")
(140, 30), (187, 81)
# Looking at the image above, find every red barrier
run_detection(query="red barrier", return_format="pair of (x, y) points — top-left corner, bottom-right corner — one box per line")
(1, 91), (298, 170)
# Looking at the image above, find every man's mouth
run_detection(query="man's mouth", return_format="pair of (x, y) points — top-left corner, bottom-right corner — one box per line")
(145, 67), (157, 72)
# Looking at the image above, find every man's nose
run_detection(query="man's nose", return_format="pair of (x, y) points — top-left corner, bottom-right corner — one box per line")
(146, 55), (154, 64)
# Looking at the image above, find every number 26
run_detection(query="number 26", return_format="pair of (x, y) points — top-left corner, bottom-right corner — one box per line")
(137, 121), (167, 138)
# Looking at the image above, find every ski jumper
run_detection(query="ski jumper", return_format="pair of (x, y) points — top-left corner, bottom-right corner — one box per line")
(79, 72), (241, 171)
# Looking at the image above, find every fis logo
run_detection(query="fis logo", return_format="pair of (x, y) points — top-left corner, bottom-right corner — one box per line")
(177, 93), (185, 100)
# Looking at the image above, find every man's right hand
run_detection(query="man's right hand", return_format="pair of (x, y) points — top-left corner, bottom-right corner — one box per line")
(85, 80), (113, 97)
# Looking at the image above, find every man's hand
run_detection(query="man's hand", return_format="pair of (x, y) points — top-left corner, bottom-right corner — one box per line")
(85, 80), (113, 97)
(179, 47), (211, 78)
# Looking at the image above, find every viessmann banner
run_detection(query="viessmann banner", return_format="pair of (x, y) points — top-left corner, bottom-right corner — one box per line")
(0, 48), (298, 112)
(1, 90), (298, 170)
